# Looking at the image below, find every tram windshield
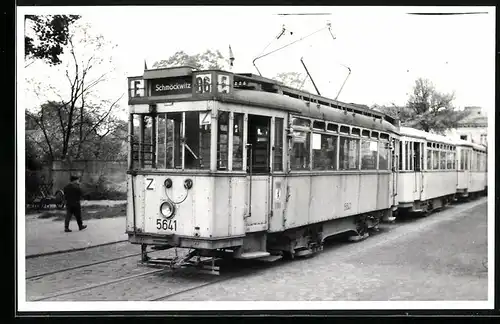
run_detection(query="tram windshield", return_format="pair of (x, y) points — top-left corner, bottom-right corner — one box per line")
(131, 111), (211, 170)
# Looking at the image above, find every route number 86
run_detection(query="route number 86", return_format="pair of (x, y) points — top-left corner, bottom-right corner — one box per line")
(156, 219), (177, 231)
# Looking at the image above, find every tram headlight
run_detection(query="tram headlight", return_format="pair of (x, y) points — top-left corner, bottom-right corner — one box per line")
(160, 201), (175, 218)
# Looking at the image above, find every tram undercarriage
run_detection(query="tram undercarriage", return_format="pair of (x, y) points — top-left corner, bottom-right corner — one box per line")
(129, 209), (392, 275)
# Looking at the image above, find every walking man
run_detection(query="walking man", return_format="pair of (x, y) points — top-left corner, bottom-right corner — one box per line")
(63, 175), (87, 232)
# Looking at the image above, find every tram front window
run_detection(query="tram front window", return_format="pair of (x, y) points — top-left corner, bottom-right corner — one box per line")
(130, 111), (211, 170)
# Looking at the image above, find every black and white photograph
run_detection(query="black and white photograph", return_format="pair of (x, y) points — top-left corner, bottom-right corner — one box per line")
(17, 5), (495, 313)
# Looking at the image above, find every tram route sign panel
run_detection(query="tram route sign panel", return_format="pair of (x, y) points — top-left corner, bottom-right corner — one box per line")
(150, 76), (193, 96)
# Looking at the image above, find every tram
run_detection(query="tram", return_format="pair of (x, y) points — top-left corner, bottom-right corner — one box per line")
(126, 65), (400, 273)
(397, 127), (458, 214)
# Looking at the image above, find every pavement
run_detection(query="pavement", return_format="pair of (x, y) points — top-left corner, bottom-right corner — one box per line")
(24, 201), (128, 258)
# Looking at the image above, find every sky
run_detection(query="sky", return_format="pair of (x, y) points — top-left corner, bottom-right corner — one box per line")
(18, 6), (496, 121)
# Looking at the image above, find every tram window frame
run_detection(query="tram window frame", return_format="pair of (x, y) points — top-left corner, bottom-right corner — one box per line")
(339, 136), (360, 170)
(351, 128), (361, 137)
(339, 125), (349, 134)
(327, 123), (338, 132)
(216, 111), (229, 170)
(292, 117), (311, 128)
(312, 133), (338, 170)
(440, 150), (446, 170)
(273, 117), (284, 171)
(432, 150), (439, 170)
(360, 137), (378, 170)
(371, 131), (379, 139)
(232, 112), (244, 171)
(313, 120), (326, 131)
(361, 129), (370, 138)
(426, 148), (432, 170)
(446, 151), (453, 169)
(378, 140), (390, 170)
(465, 150), (469, 170)
(404, 141), (412, 171)
(399, 141), (404, 171)
(290, 129), (311, 171)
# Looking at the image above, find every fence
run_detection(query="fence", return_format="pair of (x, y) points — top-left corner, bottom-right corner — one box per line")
(42, 160), (128, 198)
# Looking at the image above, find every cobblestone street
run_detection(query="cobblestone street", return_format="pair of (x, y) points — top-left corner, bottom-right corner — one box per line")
(24, 198), (488, 302)
(164, 198), (488, 301)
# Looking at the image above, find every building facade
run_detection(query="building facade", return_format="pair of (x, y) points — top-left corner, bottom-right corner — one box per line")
(444, 106), (488, 146)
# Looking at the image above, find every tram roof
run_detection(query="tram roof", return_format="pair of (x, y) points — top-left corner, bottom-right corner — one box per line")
(219, 89), (399, 134)
(400, 126), (455, 145)
(129, 66), (399, 130)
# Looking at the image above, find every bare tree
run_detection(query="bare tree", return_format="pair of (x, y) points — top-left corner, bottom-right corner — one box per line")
(374, 78), (468, 134)
(25, 21), (123, 163)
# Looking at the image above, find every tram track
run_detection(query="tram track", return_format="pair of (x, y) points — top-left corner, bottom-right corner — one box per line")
(26, 239), (128, 259)
(27, 198), (486, 301)
(30, 268), (168, 301)
(26, 252), (142, 280)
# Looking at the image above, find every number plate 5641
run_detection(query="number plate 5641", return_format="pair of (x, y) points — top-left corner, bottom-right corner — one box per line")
(156, 219), (177, 231)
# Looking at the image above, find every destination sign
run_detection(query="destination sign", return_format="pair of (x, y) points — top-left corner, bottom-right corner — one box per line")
(150, 76), (193, 96)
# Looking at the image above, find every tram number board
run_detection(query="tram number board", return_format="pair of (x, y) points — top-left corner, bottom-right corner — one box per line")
(156, 219), (177, 231)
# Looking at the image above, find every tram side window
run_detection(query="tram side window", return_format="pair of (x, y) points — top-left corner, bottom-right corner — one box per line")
(290, 130), (310, 170)
(217, 112), (229, 170)
(399, 142), (403, 171)
(339, 137), (360, 170)
(379, 141), (390, 170)
(406, 142), (413, 171)
(460, 150), (465, 170)
(273, 118), (284, 171)
(426, 149), (432, 170)
(313, 133), (337, 170)
(464, 150), (469, 170)
(360, 139), (377, 170)
(440, 151), (446, 170)
(233, 113), (244, 170)
(446, 151), (453, 169)
(432, 150), (439, 170)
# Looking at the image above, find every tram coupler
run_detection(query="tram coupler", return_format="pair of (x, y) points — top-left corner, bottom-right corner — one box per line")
(138, 248), (221, 275)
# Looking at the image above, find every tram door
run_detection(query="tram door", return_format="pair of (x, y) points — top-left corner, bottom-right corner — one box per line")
(391, 138), (399, 209)
(245, 114), (271, 232)
(414, 141), (423, 201)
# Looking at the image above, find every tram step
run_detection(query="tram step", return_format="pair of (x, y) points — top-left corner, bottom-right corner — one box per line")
(236, 251), (270, 259)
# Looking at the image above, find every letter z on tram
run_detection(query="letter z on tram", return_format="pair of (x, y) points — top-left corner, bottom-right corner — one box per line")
(126, 66), (400, 274)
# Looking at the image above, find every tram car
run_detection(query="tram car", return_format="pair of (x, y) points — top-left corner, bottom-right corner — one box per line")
(126, 65), (400, 272)
(125, 65), (487, 274)
(455, 139), (487, 199)
(397, 127), (458, 215)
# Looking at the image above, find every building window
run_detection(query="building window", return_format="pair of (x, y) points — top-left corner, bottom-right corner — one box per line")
(460, 135), (467, 141)
(480, 134), (487, 145)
